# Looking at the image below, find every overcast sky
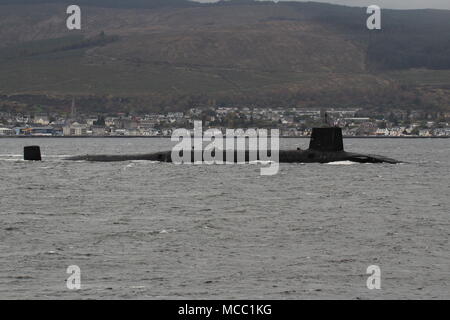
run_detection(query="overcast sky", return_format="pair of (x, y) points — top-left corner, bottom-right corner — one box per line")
(193, 0), (450, 10)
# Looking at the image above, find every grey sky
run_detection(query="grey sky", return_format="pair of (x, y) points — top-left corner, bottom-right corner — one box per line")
(193, 0), (450, 10)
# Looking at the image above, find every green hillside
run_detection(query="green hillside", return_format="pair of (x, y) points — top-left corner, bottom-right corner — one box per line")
(0, 0), (449, 114)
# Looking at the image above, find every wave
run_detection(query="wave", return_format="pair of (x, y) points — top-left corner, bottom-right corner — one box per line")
(327, 161), (359, 165)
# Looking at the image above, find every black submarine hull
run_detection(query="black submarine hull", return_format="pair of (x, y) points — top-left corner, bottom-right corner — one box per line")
(65, 149), (400, 164)
(64, 128), (401, 164)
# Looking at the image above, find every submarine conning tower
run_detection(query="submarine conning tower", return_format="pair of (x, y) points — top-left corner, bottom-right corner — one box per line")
(309, 127), (344, 152)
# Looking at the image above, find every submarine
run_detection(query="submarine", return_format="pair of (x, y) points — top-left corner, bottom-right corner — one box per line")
(62, 127), (401, 164)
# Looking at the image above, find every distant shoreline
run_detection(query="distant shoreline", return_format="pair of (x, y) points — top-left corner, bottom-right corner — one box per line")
(0, 136), (449, 139)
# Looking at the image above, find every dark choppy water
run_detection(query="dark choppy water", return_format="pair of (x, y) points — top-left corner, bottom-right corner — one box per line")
(0, 138), (448, 299)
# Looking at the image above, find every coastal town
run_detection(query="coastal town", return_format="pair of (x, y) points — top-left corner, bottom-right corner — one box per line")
(1, 106), (450, 137)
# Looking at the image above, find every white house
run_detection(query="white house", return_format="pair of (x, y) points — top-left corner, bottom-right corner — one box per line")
(63, 122), (87, 136)
(0, 128), (13, 136)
